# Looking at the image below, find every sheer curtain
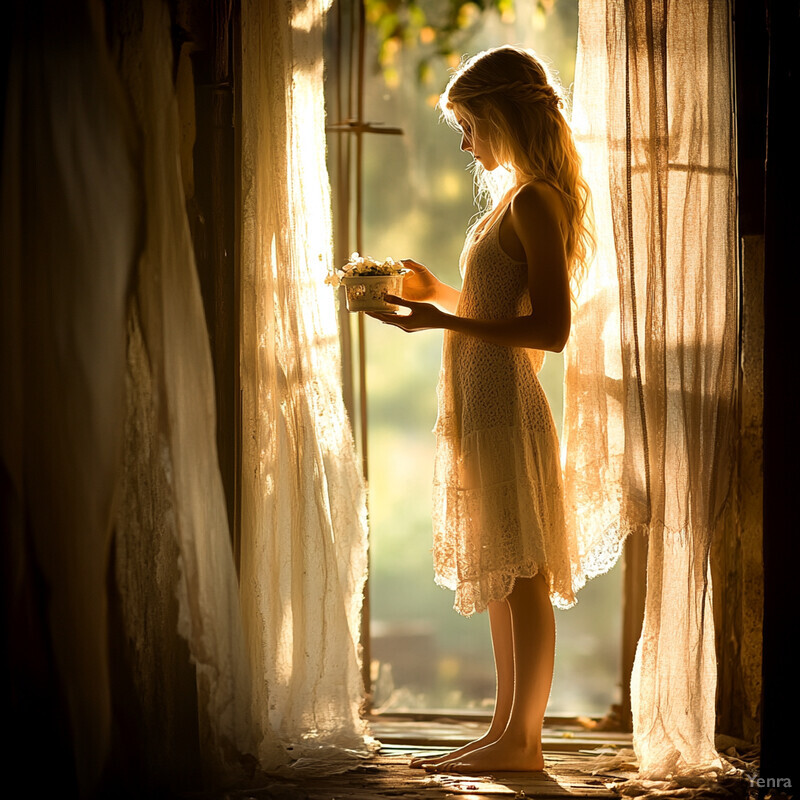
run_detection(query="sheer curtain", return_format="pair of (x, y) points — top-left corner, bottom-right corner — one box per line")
(566, 0), (737, 779)
(113, 0), (256, 785)
(117, 0), (371, 778)
(238, 0), (372, 770)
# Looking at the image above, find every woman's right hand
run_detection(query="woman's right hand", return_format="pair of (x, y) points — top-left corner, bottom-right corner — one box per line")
(400, 259), (440, 303)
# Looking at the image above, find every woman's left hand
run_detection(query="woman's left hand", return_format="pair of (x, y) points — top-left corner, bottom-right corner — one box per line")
(366, 295), (445, 332)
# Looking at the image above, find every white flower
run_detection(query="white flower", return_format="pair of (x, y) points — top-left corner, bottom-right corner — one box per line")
(325, 252), (405, 285)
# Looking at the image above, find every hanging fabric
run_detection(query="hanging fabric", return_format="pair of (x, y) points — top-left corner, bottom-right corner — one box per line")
(5, 0), (373, 788)
(566, 0), (738, 779)
(113, 0), (257, 786)
(1, 2), (138, 792)
(238, 0), (373, 771)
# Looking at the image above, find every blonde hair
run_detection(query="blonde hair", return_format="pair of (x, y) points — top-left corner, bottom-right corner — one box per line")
(439, 45), (594, 299)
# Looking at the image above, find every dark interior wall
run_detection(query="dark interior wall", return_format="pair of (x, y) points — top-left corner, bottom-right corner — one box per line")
(712, 0), (769, 747)
(760, 0), (799, 791)
(705, 4), (800, 789)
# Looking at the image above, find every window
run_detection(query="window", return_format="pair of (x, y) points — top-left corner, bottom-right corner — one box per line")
(326, 0), (627, 722)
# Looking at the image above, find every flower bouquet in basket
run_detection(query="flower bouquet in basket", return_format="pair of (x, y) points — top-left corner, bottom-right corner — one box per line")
(325, 252), (408, 312)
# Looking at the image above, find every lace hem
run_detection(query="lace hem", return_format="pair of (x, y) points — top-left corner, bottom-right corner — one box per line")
(432, 424), (577, 617)
(435, 561), (577, 617)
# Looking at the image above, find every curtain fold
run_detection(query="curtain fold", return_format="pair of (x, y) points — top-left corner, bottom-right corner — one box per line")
(1, 4), (138, 792)
(238, 0), (373, 771)
(115, 0), (371, 779)
(4, 0), (370, 790)
(567, 0), (737, 779)
(113, 0), (258, 785)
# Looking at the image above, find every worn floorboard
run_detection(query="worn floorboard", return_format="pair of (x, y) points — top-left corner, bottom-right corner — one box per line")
(223, 720), (632, 799)
(227, 751), (624, 799)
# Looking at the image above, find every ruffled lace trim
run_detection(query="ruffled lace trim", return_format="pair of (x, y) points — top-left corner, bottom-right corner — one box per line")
(432, 424), (578, 617)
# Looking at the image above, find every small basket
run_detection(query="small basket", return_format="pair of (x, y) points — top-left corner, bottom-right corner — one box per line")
(340, 272), (407, 312)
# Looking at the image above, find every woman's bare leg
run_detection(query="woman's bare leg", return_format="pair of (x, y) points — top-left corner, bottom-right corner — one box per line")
(427, 574), (554, 773)
(410, 599), (515, 768)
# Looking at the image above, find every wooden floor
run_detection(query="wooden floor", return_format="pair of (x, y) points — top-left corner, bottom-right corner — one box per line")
(251, 750), (623, 799)
(219, 718), (758, 799)
(225, 719), (637, 799)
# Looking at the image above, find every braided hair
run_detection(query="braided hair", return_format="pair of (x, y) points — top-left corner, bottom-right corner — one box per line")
(439, 46), (594, 300)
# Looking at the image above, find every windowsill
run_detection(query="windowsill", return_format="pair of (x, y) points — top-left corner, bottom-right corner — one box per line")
(368, 712), (632, 753)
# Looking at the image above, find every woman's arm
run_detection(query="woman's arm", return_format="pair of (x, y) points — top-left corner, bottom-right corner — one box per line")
(372, 183), (571, 352)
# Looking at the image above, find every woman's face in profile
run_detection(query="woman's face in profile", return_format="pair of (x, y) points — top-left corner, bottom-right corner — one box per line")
(456, 113), (498, 171)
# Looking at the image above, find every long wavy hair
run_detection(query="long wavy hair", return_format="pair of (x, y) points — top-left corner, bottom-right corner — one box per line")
(439, 45), (594, 300)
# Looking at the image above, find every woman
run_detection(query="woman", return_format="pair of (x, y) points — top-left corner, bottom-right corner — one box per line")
(370, 45), (593, 773)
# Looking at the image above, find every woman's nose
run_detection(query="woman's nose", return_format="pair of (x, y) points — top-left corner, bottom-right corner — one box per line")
(460, 133), (471, 152)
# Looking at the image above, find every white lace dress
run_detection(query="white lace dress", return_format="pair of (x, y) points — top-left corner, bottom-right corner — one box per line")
(432, 209), (580, 616)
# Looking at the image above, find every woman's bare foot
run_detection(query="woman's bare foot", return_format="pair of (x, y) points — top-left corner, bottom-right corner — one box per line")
(409, 729), (503, 769)
(423, 735), (545, 773)
(414, 582), (553, 776)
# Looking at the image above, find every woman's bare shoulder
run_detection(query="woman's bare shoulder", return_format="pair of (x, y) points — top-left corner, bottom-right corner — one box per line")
(508, 181), (567, 226)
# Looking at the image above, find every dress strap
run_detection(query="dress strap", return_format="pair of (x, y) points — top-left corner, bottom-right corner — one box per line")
(474, 199), (511, 242)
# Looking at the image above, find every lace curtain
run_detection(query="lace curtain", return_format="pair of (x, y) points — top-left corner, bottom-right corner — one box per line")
(3, 0), (369, 793)
(117, 0), (371, 778)
(565, 0), (737, 779)
(238, 0), (372, 769)
(112, 0), (257, 785)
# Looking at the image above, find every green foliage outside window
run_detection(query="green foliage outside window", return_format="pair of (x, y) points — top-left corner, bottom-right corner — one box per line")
(365, 0), (556, 84)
